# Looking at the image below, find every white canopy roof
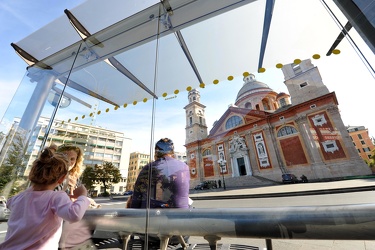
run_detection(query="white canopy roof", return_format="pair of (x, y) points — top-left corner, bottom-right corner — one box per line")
(12, 0), (351, 107)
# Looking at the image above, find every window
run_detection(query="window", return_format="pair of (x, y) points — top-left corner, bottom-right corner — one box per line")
(202, 149), (211, 156)
(300, 82), (308, 88)
(277, 126), (298, 137)
(322, 140), (339, 153)
(189, 117), (192, 126)
(199, 117), (202, 125)
(292, 63), (302, 75)
(363, 147), (371, 152)
(245, 102), (252, 109)
(312, 114), (327, 127)
(357, 134), (363, 139)
(361, 141), (365, 145)
(225, 116), (243, 129)
(279, 98), (286, 107)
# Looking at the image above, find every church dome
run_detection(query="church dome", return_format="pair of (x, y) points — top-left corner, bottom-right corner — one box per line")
(235, 74), (273, 103)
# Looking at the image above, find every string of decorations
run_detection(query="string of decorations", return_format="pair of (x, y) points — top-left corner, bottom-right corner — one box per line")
(61, 50), (340, 125)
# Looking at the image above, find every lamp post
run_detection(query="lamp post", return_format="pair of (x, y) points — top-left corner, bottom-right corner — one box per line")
(217, 159), (227, 190)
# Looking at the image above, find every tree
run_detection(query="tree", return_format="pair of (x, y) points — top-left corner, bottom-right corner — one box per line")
(368, 148), (375, 172)
(81, 162), (123, 196)
(81, 166), (96, 195)
(0, 131), (28, 196)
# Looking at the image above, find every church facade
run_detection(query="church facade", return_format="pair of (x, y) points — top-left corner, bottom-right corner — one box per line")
(184, 59), (371, 188)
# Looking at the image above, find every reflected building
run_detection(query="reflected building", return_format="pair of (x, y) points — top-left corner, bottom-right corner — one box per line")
(185, 59), (371, 188)
(23, 117), (131, 194)
(126, 152), (151, 191)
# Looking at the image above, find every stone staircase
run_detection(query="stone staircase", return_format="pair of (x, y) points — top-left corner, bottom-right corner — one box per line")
(223, 175), (279, 188)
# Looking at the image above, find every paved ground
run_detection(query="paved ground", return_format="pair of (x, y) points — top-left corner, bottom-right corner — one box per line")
(187, 178), (375, 250)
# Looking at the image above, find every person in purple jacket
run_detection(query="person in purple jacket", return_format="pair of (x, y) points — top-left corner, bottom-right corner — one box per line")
(130, 138), (190, 246)
(131, 138), (190, 209)
(0, 148), (90, 250)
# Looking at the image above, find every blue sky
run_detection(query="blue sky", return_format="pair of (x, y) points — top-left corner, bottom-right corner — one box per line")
(0, 1), (374, 153)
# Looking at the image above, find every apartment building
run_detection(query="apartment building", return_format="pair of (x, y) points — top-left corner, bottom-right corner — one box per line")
(25, 117), (132, 195)
(126, 152), (151, 191)
(347, 126), (375, 162)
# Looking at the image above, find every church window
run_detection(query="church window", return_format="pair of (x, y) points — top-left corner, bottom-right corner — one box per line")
(299, 81), (308, 88)
(199, 117), (202, 125)
(262, 99), (270, 110)
(193, 97), (196, 101)
(292, 63), (302, 75)
(312, 114), (327, 126)
(189, 117), (192, 125)
(202, 149), (211, 156)
(279, 98), (286, 107)
(225, 116), (243, 130)
(277, 126), (298, 137)
(322, 140), (338, 153)
(245, 102), (252, 109)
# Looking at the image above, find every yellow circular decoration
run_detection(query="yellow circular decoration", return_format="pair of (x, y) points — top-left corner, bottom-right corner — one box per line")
(123, 103), (127, 108)
(213, 79), (219, 84)
(258, 67), (266, 73)
(68, 119), (71, 122)
(106, 108), (109, 112)
(312, 54), (320, 59)
(199, 83), (205, 88)
(82, 115), (85, 119)
(89, 113), (93, 117)
(294, 59), (301, 64)
(97, 111), (101, 115)
(243, 72), (250, 77)
(143, 98), (148, 103)
(75, 117), (78, 121)
(114, 106), (119, 110)
(332, 49), (340, 55)
(133, 101), (137, 105)
(186, 86), (192, 91)
(276, 63), (283, 68)
(162, 93), (168, 97)
(174, 89), (179, 94)
(227, 76), (234, 81)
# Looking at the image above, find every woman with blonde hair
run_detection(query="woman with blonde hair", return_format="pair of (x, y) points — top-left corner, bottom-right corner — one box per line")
(54, 144), (84, 195)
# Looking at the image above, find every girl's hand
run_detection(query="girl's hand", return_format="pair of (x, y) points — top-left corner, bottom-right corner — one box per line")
(69, 185), (87, 199)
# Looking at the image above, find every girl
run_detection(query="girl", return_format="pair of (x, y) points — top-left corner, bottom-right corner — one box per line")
(0, 148), (90, 250)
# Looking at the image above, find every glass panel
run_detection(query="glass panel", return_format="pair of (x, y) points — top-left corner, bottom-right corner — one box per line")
(1, 0), (375, 249)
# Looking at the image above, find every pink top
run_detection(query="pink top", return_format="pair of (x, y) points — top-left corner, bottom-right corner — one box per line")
(0, 188), (90, 250)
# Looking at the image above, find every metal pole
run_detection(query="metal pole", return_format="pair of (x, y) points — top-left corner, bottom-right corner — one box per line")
(221, 164), (226, 190)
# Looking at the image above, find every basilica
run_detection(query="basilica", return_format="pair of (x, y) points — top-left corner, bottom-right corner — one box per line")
(184, 59), (371, 188)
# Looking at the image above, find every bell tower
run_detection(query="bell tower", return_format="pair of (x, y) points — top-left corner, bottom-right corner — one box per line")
(184, 89), (208, 144)
(282, 59), (329, 106)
